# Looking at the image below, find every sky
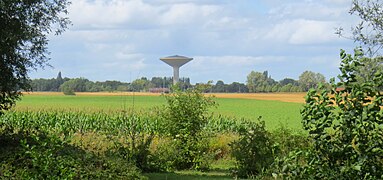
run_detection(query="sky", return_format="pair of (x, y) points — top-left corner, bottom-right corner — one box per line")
(30, 0), (361, 84)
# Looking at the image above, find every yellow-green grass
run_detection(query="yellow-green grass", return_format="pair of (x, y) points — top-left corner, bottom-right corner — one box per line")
(15, 93), (304, 130)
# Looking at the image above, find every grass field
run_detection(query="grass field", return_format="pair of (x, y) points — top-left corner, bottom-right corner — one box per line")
(16, 92), (305, 130)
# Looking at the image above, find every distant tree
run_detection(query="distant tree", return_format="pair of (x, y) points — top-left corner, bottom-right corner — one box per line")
(354, 56), (383, 83)
(130, 77), (153, 92)
(280, 84), (293, 92)
(246, 71), (276, 93)
(298, 71), (326, 91)
(280, 78), (299, 86)
(226, 82), (248, 93)
(272, 84), (281, 92)
(60, 78), (89, 94)
(57, 72), (63, 82)
(213, 80), (226, 93)
(0, 0), (70, 113)
(54, 72), (64, 91)
(151, 77), (165, 88)
(178, 77), (192, 90)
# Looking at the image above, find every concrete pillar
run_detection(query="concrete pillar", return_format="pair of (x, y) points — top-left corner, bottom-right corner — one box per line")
(173, 66), (179, 85)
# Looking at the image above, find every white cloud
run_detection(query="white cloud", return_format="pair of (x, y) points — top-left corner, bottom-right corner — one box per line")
(69, 0), (160, 29)
(268, 1), (348, 20)
(160, 3), (220, 26)
(289, 20), (339, 44)
(265, 19), (340, 45)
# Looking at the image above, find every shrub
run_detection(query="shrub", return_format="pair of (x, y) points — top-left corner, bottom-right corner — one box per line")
(230, 119), (274, 178)
(271, 125), (310, 158)
(299, 48), (383, 179)
(62, 85), (75, 95)
(159, 86), (216, 170)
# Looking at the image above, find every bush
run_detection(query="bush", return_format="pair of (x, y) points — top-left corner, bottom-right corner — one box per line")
(271, 125), (310, 158)
(230, 119), (274, 178)
(62, 85), (75, 95)
(159, 86), (216, 170)
(298, 49), (383, 179)
(0, 126), (146, 179)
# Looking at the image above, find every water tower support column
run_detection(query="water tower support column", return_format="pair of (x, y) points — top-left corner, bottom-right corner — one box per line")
(173, 66), (179, 84)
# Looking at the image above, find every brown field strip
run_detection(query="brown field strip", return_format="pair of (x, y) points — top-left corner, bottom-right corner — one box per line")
(211, 93), (306, 103)
(23, 92), (306, 103)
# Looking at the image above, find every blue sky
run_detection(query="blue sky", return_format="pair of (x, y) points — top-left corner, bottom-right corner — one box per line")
(31, 0), (360, 84)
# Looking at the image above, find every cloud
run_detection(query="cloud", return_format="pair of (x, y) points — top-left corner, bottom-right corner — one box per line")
(268, 1), (348, 20)
(159, 3), (220, 26)
(264, 19), (340, 45)
(69, 0), (224, 30)
(69, 0), (160, 29)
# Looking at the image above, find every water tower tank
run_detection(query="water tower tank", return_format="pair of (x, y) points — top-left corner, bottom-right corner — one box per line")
(160, 55), (193, 85)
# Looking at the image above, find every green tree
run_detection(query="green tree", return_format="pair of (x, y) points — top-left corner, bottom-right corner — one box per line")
(227, 82), (248, 93)
(213, 80), (226, 92)
(247, 71), (275, 93)
(0, 0), (70, 113)
(279, 78), (298, 86)
(337, 0), (383, 55)
(130, 78), (153, 92)
(298, 71), (326, 91)
(60, 78), (89, 95)
(355, 56), (383, 83)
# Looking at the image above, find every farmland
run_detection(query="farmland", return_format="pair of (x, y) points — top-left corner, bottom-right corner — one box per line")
(16, 92), (305, 130)
(1, 91), (308, 179)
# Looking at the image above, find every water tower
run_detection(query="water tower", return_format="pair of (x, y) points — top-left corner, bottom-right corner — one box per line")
(160, 55), (193, 85)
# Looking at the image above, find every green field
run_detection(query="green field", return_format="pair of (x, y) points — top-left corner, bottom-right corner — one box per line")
(15, 94), (303, 130)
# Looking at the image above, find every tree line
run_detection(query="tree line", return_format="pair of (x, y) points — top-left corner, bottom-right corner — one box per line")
(31, 70), (327, 93)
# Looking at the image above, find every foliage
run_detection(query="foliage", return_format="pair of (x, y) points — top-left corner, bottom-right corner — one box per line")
(299, 49), (383, 179)
(230, 119), (274, 178)
(0, 0), (70, 113)
(0, 124), (146, 179)
(337, 0), (383, 55)
(160, 86), (216, 170)
(247, 71), (276, 93)
(336, 0), (383, 85)
(62, 86), (76, 95)
(271, 125), (310, 158)
(298, 70), (326, 91)
(354, 56), (383, 83)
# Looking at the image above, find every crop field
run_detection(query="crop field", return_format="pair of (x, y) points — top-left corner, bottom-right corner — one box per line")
(15, 92), (305, 130)
(2, 91), (309, 178)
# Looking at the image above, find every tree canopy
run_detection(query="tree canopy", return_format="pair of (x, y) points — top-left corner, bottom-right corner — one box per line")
(337, 0), (383, 55)
(0, 0), (70, 113)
